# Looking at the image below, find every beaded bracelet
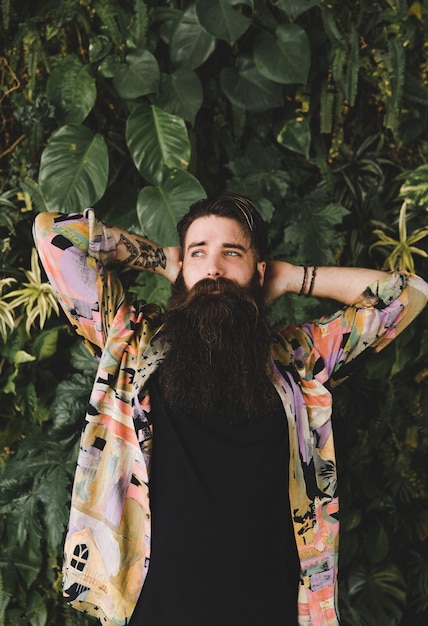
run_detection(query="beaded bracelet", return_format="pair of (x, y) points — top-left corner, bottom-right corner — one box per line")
(307, 265), (317, 297)
(299, 266), (308, 296)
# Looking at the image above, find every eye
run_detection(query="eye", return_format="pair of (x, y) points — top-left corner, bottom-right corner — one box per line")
(190, 250), (204, 257)
(224, 250), (241, 257)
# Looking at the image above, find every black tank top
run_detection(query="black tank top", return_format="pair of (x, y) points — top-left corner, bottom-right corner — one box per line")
(130, 372), (300, 626)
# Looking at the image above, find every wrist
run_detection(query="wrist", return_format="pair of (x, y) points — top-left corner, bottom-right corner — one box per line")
(299, 265), (317, 297)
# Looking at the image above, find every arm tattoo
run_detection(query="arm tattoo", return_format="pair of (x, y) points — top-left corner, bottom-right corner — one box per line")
(119, 234), (167, 270)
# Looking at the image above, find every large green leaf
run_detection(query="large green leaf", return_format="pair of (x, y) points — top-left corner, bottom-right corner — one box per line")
(126, 104), (191, 184)
(195, 0), (253, 45)
(137, 169), (206, 245)
(46, 55), (96, 124)
(150, 69), (203, 124)
(112, 49), (160, 99)
(220, 61), (284, 111)
(38, 125), (109, 213)
(170, 4), (216, 69)
(254, 24), (310, 85)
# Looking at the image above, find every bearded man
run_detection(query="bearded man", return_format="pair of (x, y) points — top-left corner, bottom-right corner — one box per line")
(34, 193), (428, 626)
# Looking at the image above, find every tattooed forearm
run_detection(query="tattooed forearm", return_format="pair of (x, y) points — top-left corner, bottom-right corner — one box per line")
(118, 234), (167, 270)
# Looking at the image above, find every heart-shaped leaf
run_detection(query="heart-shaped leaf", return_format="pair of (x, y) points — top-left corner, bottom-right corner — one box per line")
(254, 24), (310, 85)
(113, 49), (160, 99)
(137, 169), (206, 245)
(170, 5), (216, 69)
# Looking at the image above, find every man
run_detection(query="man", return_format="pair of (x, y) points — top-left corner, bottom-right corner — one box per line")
(34, 193), (427, 626)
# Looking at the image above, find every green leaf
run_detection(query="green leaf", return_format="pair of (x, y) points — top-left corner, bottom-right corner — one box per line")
(8, 545), (42, 588)
(127, 0), (149, 49)
(276, 115), (311, 157)
(137, 169), (206, 245)
(112, 49), (160, 99)
(39, 468), (70, 549)
(385, 38), (405, 129)
(131, 272), (172, 310)
(220, 61), (284, 111)
(366, 520), (390, 564)
(98, 53), (121, 78)
(273, 0), (319, 20)
(254, 24), (311, 85)
(88, 34), (113, 64)
(70, 341), (98, 375)
(38, 125), (109, 213)
(195, 0), (253, 45)
(126, 104), (191, 184)
(344, 25), (359, 107)
(46, 55), (97, 124)
(51, 373), (94, 436)
(170, 4), (216, 69)
(284, 194), (349, 265)
(150, 69), (203, 125)
(3, 350), (36, 395)
(31, 328), (59, 361)
(399, 164), (428, 208)
(28, 590), (48, 626)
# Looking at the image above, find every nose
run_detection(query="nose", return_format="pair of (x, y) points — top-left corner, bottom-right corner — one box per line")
(207, 266), (221, 278)
(206, 256), (224, 278)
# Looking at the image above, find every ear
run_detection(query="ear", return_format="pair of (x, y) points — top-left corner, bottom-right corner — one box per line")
(256, 261), (266, 286)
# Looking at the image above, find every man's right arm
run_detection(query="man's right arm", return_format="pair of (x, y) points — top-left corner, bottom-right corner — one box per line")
(84, 208), (181, 283)
(110, 226), (181, 283)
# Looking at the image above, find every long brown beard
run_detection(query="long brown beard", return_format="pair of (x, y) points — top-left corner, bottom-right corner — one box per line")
(158, 273), (279, 422)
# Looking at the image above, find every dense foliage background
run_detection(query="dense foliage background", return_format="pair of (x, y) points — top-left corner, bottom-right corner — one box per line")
(1, 0), (427, 624)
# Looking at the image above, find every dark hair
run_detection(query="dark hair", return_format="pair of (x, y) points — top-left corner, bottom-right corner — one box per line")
(177, 192), (268, 260)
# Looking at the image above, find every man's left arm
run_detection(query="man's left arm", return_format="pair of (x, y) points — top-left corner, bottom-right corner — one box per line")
(263, 261), (390, 304)
(273, 264), (428, 386)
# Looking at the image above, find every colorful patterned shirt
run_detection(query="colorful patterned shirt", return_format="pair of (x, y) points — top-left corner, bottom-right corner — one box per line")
(33, 210), (428, 626)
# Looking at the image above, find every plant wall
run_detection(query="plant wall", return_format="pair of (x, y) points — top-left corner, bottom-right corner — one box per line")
(0, 1), (427, 624)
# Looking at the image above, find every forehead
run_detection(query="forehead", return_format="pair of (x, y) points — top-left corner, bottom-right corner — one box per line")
(183, 215), (250, 248)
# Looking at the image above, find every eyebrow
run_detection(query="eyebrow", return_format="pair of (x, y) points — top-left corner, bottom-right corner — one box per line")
(187, 241), (249, 252)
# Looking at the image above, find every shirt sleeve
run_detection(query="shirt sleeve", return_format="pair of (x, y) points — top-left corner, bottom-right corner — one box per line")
(33, 210), (125, 359)
(284, 272), (428, 388)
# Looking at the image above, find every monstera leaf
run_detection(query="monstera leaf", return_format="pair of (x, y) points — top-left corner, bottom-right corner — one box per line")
(38, 125), (109, 213)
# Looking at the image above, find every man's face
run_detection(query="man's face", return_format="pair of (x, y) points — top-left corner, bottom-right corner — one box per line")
(179, 215), (266, 291)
